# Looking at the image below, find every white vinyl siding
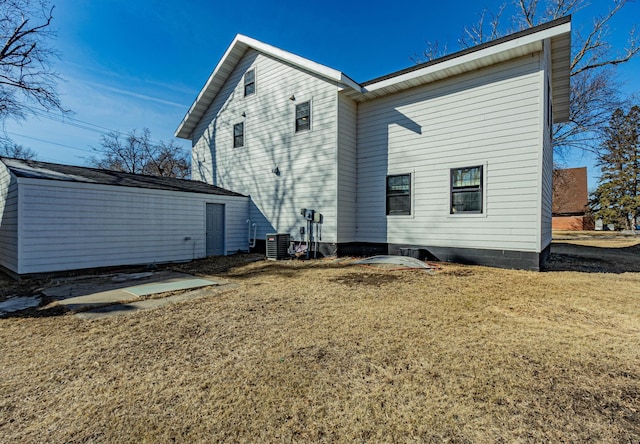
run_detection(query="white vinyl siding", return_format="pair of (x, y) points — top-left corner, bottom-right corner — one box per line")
(0, 163), (19, 272)
(540, 39), (554, 251)
(336, 94), (357, 242)
(356, 54), (544, 252)
(14, 179), (248, 274)
(192, 49), (339, 243)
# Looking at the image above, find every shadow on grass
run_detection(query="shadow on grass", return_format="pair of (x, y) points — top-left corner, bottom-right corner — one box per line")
(0, 301), (70, 319)
(0, 299), (143, 320)
(543, 242), (640, 273)
(222, 258), (354, 281)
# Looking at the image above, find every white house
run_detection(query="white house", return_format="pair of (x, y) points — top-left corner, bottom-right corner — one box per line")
(0, 158), (249, 276)
(176, 17), (571, 270)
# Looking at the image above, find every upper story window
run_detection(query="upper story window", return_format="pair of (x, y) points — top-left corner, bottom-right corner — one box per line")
(233, 122), (244, 148)
(386, 174), (411, 215)
(451, 166), (483, 214)
(295, 101), (311, 132)
(244, 69), (255, 97)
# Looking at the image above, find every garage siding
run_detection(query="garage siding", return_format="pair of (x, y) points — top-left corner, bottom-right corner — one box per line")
(0, 163), (19, 273)
(16, 179), (249, 274)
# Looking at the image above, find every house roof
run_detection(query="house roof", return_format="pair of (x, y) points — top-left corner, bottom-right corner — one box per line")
(355, 15), (572, 121)
(1, 157), (246, 197)
(176, 17), (571, 140)
(175, 34), (362, 139)
(552, 167), (589, 215)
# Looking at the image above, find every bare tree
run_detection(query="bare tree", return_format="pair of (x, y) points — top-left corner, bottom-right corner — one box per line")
(415, 0), (640, 157)
(458, 4), (508, 49)
(91, 128), (191, 179)
(0, 0), (64, 122)
(411, 40), (449, 63)
(143, 139), (191, 178)
(0, 138), (37, 159)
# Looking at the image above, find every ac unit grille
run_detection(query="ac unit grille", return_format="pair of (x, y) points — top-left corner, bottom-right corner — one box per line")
(266, 233), (290, 260)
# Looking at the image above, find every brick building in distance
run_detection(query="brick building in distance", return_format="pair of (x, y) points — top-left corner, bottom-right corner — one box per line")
(552, 167), (594, 230)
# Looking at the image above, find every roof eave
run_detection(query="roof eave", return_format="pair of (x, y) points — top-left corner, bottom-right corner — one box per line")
(177, 18), (572, 137)
(350, 19), (571, 104)
(550, 30), (572, 123)
(175, 34), (249, 140)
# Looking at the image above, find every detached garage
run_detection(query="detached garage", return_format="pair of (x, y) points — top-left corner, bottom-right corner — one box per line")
(0, 157), (249, 276)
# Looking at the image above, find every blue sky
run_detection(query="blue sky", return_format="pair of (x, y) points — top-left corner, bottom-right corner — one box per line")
(4, 0), (639, 190)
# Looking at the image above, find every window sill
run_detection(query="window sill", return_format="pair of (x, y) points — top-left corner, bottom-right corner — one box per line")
(448, 212), (486, 218)
(387, 214), (414, 219)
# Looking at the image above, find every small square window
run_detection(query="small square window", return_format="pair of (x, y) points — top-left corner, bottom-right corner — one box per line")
(233, 122), (244, 148)
(295, 101), (311, 132)
(451, 166), (483, 214)
(244, 69), (255, 97)
(387, 174), (411, 215)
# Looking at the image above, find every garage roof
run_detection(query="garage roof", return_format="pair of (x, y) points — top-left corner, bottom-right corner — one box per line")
(1, 157), (246, 197)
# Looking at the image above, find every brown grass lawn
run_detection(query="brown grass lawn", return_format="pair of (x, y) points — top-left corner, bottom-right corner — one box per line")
(1, 238), (639, 442)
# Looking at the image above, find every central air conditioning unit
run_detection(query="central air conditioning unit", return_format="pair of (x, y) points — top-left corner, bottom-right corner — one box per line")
(266, 233), (290, 260)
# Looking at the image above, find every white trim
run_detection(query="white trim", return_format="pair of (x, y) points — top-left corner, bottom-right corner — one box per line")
(16, 176), (24, 275)
(536, 51), (546, 253)
(238, 35), (362, 91)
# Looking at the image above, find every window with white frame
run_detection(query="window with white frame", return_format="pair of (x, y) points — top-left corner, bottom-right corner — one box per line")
(233, 122), (244, 148)
(450, 166), (483, 214)
(295, 101), (311, 132)
(386, 174), (411, 215)
(244, 69), (255, 97)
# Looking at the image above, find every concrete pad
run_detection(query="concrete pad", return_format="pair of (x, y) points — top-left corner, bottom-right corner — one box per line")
(43, 271), (199, 300)
(43, 271), (220, 314)
(75, 283), (239, 320)
(55, 288), (139, 310)
(124, 278), (218, 297)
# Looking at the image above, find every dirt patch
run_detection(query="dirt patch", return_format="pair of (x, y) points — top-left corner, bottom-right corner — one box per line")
(329, 272), (399, 286)
(545, 236), (640, 273)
